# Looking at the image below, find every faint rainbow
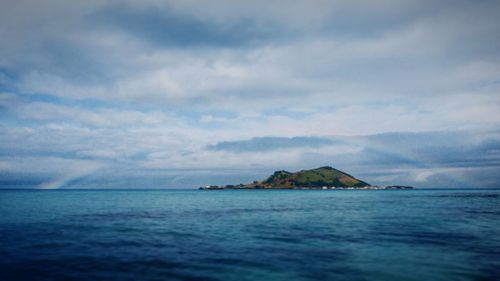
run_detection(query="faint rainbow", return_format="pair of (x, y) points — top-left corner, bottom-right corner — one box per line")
(38, 164), (101, 189)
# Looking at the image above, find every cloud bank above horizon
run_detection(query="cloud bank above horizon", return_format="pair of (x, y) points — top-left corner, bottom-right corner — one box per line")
(1, 0), (500, 188)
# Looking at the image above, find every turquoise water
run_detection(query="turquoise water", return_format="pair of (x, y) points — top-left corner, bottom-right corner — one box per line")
(0, 189), (499, 281)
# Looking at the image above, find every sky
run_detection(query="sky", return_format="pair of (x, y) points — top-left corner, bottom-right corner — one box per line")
(1, 0), (500, 188)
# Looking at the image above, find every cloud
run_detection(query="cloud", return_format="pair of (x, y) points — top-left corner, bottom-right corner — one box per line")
(1, 118), (498, 188)
(203, 130), (500, 187)
(0, 1), (499, 188)
(207, 136), (338, 152)
(1, 0), (498, 107)
(207, 131), (500, 167)
(90, 3), (288, 48)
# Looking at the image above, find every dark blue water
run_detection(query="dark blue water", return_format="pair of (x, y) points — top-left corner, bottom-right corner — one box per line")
(1, 189), (499, 281)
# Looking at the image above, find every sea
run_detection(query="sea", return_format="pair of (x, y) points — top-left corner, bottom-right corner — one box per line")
(0, 189), (499, 281)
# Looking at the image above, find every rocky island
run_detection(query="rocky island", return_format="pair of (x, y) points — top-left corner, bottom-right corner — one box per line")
(199, 166), (413, 190)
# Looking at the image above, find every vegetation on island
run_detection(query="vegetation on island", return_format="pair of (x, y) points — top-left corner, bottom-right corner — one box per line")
(200, 166), (387, 190)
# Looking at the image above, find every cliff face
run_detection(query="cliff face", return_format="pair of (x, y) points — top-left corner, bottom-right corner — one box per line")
(217, 166), (370, 189)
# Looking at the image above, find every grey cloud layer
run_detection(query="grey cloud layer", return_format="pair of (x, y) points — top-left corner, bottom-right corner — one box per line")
(2, 0), (499, 107)
(208, 131), (500, 169)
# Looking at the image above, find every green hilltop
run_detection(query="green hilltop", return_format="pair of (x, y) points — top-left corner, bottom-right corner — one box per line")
(262, 166), (370, 188)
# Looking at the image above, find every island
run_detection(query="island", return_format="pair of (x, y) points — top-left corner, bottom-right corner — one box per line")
(199, 166), (414, 190)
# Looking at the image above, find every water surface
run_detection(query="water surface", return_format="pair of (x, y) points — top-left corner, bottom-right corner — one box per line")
(1, 189), (499, 281)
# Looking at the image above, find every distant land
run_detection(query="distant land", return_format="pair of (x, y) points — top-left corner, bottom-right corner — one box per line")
(200, 166), (414, 190)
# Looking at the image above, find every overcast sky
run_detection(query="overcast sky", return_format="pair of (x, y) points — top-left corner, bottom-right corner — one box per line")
(1, 0), (499, 188)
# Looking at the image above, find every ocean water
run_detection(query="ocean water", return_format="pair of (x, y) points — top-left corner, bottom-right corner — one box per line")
(0, 189), (499, 281)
